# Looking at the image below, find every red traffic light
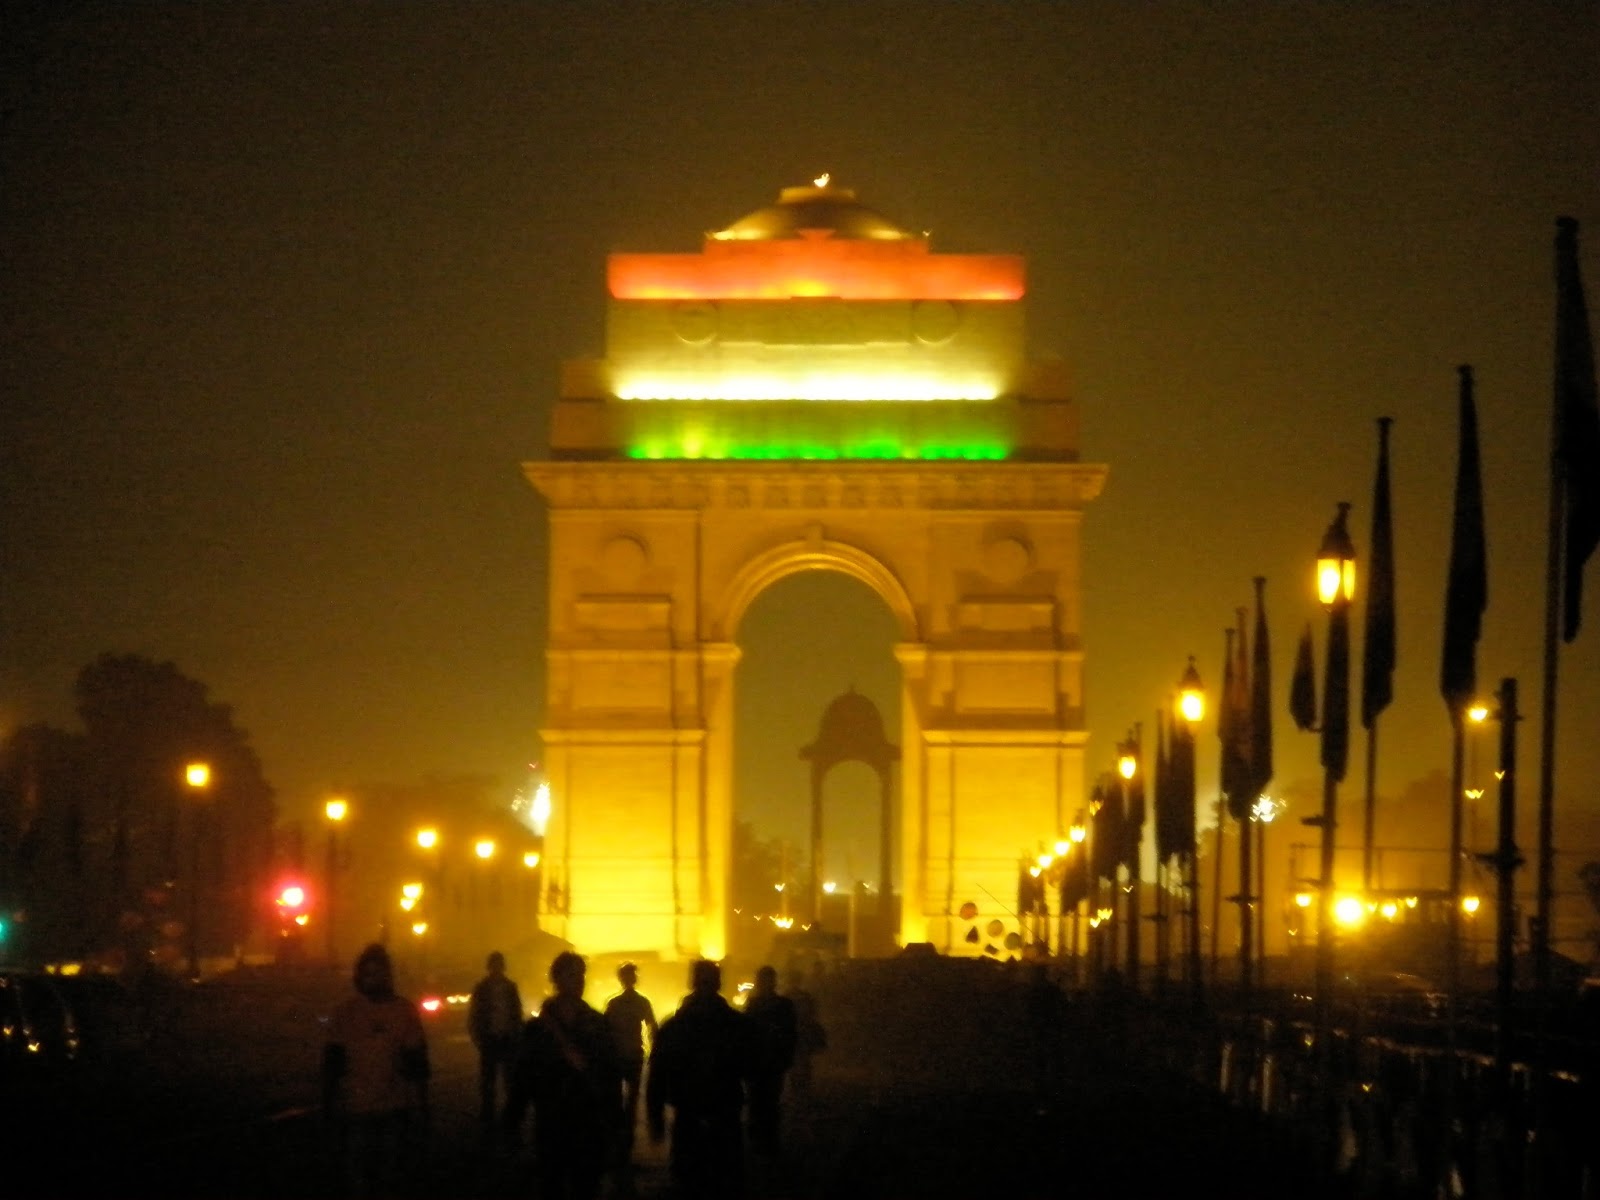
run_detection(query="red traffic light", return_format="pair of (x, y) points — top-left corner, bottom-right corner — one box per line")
(276, 881), (310, 914)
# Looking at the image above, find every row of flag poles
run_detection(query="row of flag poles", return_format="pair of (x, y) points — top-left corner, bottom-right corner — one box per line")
(1147, 216), (1597, 1011)
(1045, 218), (1593, 1025)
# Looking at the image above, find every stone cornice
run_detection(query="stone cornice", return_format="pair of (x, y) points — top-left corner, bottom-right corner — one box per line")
(523, 460), (1107, 511)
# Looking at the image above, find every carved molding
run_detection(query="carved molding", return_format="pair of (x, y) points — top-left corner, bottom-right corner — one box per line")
(525, 461), (1107, 512)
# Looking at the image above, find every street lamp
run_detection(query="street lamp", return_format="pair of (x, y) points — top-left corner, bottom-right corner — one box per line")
(1087, 781), (1121, 983)
(1117, 730), (1143, 987)
(1465, 702), (1488, 857)
(324, 797), (348, 966)
(1251, 795), (1282, 970)
(1174, 659), (1204, 1001)
(1062, 816), (1087, 980)
(183, 761), (211, 981)
(1312, 502), (1356, 1063)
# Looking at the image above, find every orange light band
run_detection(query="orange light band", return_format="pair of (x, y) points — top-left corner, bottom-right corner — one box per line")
(610, 242), (1024, 301)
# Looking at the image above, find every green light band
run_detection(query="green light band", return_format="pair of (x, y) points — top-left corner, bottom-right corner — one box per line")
(625, 441), (1008, 461)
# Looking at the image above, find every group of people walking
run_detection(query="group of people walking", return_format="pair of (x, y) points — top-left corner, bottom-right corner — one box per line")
(320, 941), (823, 1199)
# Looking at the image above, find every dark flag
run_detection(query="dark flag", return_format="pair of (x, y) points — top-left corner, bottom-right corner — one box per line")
(1362, 418), (1397, 726)
(1556, 218), (1600, 641)
(1059, 853), (1087, 910)
(1441, 365), (1488, 710)
(1290, 622), (1317, 733)
(1247, 577), (1273, 802)
(1219, 627), (1236, 796)
(1172, 712), (1198, 861)
(1223, 612), (1252, 820)
(1155, 710), (1174, 862)
(1092, 778), (1122, 883)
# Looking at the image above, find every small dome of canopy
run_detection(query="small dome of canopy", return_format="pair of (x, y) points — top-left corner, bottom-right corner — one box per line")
(714, 178), (916, 242)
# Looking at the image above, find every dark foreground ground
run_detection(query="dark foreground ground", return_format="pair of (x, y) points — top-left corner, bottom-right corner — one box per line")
(3, 958), (1341, 1199)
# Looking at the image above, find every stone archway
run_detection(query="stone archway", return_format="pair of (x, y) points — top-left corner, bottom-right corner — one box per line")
(523, 181), (1106, 962)
(800, 686), (900, 926)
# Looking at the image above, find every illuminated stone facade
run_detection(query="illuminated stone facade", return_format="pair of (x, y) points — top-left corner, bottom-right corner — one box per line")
(525, 182), (1106, 960)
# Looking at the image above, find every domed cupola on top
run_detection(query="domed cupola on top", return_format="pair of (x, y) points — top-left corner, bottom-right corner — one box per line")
(713, 175), (916, 242)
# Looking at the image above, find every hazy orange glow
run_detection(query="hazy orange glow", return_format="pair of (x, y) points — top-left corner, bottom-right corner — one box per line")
(609, 241), (1024, 301)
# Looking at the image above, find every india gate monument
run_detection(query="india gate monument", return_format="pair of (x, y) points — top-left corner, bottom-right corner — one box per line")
(524, 179), (1107, 962)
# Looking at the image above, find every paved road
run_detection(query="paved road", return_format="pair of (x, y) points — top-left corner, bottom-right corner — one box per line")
(7, 960), (1342, 1199)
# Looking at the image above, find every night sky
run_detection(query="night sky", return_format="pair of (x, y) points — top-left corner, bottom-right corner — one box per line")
(4, 3), (1598, 879)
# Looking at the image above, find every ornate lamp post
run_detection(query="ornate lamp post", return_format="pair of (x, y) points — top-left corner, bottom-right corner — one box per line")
(408, 828), (440, 947)
(324, 797), (348, 965)
(1465, 702), (1488, 865)
(1088, 783), (1110, 983)
(183, 761), (211, 981)
(1065, 816), (1088, 981)
(1312, 503), (1356, 1060)
(1118, 732), (1142, 987)
(1174, 660), (1205, 1001)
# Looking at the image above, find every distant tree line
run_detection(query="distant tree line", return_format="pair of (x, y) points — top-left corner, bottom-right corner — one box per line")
(0, 653), (276, 970)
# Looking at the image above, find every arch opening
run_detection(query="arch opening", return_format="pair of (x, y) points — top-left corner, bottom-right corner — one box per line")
(729, 569), (901, 965)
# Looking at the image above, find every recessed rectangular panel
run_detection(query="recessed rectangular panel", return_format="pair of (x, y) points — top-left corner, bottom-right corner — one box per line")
(952, 659), (1056, 714)
(571, 658), (673, 713)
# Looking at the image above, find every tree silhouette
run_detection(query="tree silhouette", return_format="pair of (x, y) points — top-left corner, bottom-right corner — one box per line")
(0, 654), (276, 968)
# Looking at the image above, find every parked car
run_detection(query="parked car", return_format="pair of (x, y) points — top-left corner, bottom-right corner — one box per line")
(0, 971), (80, 1072)
(48, 972), (149, 1061)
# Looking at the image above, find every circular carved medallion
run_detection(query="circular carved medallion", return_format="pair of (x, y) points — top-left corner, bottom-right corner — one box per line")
(671, 301), (719, 345)
(984, 536), (1031, 583)
(911, 299), (960, 345)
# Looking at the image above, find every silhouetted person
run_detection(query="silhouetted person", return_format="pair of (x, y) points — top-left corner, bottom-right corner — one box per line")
(647, 959), (751, 1199)
(786, 966), (826, 1095)
(321, 943), (430, 1199)
(603, 961), (658, 1161)
(467, 950), (523, 1135)
(504, 951), (619, 1200)
(743, 965), (797, 1155)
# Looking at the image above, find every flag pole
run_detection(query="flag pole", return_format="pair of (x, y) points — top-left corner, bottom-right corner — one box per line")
(1540, 214), (1600, 993)
(1362, 416), (1397, 896)
(1536, 315), (1562, 1001)
(1234, 607), (1254, 998)
(1440, 364), (1488, 1197)
(1213, 625), (1234, 988)
(1536, 215), (1590, 996)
